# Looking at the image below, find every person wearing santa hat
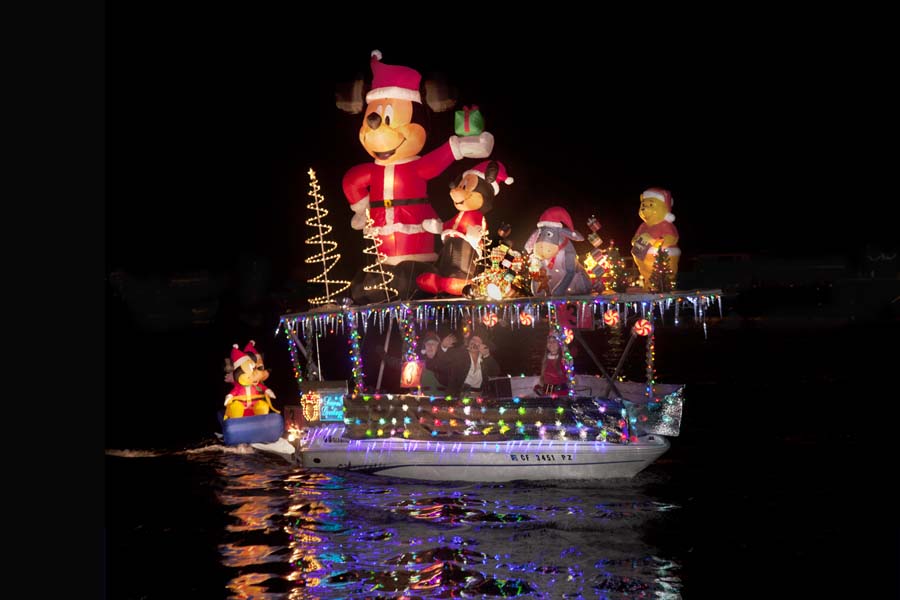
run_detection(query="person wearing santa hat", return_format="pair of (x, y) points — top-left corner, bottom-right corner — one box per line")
(630, 187), (680, 287)
(343, 50), (494, 281)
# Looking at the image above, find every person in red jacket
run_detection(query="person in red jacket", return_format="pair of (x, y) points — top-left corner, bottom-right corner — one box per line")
(534, 335), (569, 396)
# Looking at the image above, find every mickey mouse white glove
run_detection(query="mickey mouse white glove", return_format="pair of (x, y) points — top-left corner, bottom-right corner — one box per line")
(350, 196), (370, 230)
(450, 131), (494, 159)
(465, 224), (483, 248)
(422, 218), (442, 234)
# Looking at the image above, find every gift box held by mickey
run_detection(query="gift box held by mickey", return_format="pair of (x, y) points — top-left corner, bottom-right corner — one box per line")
(455, 105), (485, 136)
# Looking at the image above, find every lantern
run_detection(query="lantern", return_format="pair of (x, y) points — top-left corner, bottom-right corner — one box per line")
(400, 360), (424, 388)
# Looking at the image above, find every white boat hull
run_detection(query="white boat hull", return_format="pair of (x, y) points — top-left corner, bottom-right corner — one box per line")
(298, 435), (669, 482)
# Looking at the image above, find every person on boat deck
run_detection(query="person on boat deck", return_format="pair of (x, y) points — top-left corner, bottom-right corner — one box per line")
(418, 330), (457, 393)
(534, 335), (569, 396)
(444, 330), (501, 397)
(373, 329), (457, 393)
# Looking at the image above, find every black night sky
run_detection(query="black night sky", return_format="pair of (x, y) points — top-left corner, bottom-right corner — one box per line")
(107, 11), (895, 291)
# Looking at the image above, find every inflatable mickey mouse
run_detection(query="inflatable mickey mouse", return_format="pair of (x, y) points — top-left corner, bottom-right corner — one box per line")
(416, 160), (513, 295)
(223, 344), (278, 420)
(343, 50), (494, 302)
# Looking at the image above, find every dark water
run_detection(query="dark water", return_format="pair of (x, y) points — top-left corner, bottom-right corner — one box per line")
(106, 296), (899, 598)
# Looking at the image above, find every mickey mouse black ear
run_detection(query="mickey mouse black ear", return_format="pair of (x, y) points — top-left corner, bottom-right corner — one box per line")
(335, 78), (364, 114)
(424, 76), (457, 112)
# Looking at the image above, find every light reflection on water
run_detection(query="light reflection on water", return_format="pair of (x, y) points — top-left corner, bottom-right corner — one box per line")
(192, 448), (683, 599)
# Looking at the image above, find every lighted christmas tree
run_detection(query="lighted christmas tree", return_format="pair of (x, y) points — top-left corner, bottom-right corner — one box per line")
(583, 249), (611, 293)
(474, 225), (494, 276)
(361, 208), (398, 302)
(649, 245), (675, 292)
(304, 168), (351, 305)
(464, 225), (498, 299)
(604, 242), (630, 293)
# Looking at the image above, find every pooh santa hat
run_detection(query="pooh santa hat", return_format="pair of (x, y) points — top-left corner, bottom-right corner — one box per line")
(641, 187), (676, 223)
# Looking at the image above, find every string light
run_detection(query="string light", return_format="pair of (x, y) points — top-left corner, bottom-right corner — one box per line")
(649, 243), (676, 292)
(548, 303), (578, 400)
(361, 208), (398, 302)
(283, 292), (717, 431)
(398, 304), (418, 363)
(304, 168), (351, 305)
(301, 391), (321, 422)
(281, 293), (720, 336)
(347, 309), (365, 397)
(284, 319), (304, 387)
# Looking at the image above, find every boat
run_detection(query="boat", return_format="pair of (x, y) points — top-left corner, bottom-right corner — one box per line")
(271, 291), (719, 482)
(290, 377), (679, 482)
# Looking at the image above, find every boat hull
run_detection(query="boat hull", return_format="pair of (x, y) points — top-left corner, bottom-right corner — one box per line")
(298, 435), (669, 482)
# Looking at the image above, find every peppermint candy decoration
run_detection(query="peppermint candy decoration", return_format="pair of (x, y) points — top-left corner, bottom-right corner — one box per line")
(482, 312), (499, 327)
(602, 309), (619, 327)
(519, 311), (533, 326)
(633, 318), (652, 336)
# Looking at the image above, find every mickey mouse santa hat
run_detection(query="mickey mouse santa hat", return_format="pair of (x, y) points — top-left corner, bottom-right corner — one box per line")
(461, 161), (515, 196)
(230, 344), (251, 369)
(366, 50), (422, 104)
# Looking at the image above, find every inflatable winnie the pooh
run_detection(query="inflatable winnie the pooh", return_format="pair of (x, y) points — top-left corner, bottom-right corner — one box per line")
(630, 187), (680, 288)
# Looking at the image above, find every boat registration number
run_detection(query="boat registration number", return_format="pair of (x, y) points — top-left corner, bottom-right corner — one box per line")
(509, 454), (573, 462)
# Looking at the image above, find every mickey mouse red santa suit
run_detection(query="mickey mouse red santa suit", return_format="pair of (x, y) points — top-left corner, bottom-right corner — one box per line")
(223, 344), (279, 419)
(416, 160), (513, 296)
(343, 50), (494, 301)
